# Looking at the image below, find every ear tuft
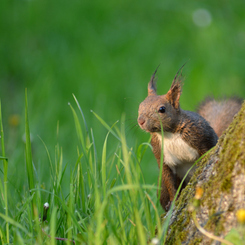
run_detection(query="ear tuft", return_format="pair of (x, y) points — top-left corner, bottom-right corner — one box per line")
(166, 63), (186, 109)
(148, 65), (160, 96)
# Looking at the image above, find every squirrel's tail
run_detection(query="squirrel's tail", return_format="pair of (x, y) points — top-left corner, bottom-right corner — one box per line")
(197, 97), (243, 137)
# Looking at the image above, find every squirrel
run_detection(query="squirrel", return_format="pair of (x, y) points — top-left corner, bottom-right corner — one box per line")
(137, 66), (243, 211)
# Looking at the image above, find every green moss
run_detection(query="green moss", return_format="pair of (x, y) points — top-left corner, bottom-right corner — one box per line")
(189, 238), (203, 245)
(204, 212), (225, 235)
(221, 175), (232, 191)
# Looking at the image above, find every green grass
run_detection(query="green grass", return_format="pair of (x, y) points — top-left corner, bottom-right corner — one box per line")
(0, 101), (9, 243)
(1, 0), (245, 191)
(1, 92), (169, 244)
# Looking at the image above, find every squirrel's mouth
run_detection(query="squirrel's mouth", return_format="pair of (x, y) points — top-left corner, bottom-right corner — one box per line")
(146, 126), (159, 132)
(150, 127), (161, 133)
(139, 124), (160, 133)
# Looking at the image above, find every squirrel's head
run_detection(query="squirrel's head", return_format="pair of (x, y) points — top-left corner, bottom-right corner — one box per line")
(138, 67), (184, 133)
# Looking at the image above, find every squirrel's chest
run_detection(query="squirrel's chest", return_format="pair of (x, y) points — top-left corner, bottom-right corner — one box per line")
(156, 132), (200, 178)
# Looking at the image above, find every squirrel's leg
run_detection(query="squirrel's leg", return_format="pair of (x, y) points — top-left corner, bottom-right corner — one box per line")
(159, 179), (170, 210)
(160, 164), (177, 211)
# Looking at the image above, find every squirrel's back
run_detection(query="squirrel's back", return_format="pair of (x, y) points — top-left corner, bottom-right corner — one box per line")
(197, 97), (243, 137)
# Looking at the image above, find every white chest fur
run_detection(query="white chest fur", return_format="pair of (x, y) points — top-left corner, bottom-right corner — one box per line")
(156, 132), (200, 179)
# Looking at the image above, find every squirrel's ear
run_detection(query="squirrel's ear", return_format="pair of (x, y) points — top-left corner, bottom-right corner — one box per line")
(166, 69), (184, 109)
(148, 66), (159, 96)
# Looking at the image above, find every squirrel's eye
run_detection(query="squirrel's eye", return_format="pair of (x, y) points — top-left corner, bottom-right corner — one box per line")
(158, 106), (166, 113)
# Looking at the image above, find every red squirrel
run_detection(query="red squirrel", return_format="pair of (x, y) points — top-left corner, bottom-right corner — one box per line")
(137, 67), (242, 211)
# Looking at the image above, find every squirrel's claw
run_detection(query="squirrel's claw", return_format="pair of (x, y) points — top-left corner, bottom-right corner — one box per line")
(165, 201), (172, 212)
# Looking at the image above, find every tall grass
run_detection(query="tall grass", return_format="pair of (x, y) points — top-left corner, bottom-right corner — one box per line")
(0, 100), (9, 243)
(0, 93), (171, 244)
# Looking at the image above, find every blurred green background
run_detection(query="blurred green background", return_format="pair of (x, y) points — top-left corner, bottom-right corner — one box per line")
(1, 0), (245, 195)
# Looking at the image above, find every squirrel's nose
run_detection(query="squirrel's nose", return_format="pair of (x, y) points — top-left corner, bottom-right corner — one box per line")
(138, 117), (145, 126)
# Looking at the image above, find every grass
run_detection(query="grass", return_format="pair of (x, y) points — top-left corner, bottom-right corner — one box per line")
(0, 101), (9, 243)
(1, 0), (245, 191)
(0, 91), (169, 244)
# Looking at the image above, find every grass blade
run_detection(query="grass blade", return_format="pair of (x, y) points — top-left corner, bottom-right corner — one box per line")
(0, 213), (32, 237)
(25, 89), (36, 218)
(69, 103), (86, 152)
(101, 131), (110, 196)
(91, 110), (120, 141)
(72, 94), (89, 134)
(135, 209), (146, 245)
(50, 206), (57, 245)
(0, 100), (9, 243)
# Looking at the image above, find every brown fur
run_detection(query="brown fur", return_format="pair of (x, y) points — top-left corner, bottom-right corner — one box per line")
(197, 97), (243, 137)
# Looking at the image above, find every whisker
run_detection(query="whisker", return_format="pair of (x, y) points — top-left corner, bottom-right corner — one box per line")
(125, 124), (140, 137)
(125, 121), (138, 132)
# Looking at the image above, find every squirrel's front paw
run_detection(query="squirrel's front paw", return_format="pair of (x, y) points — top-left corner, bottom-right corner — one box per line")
(165, 194), (180, 211)
(165, 201), (172, 211)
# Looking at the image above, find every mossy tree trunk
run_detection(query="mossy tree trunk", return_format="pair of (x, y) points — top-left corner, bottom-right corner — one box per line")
(163, 102), (245, 245)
